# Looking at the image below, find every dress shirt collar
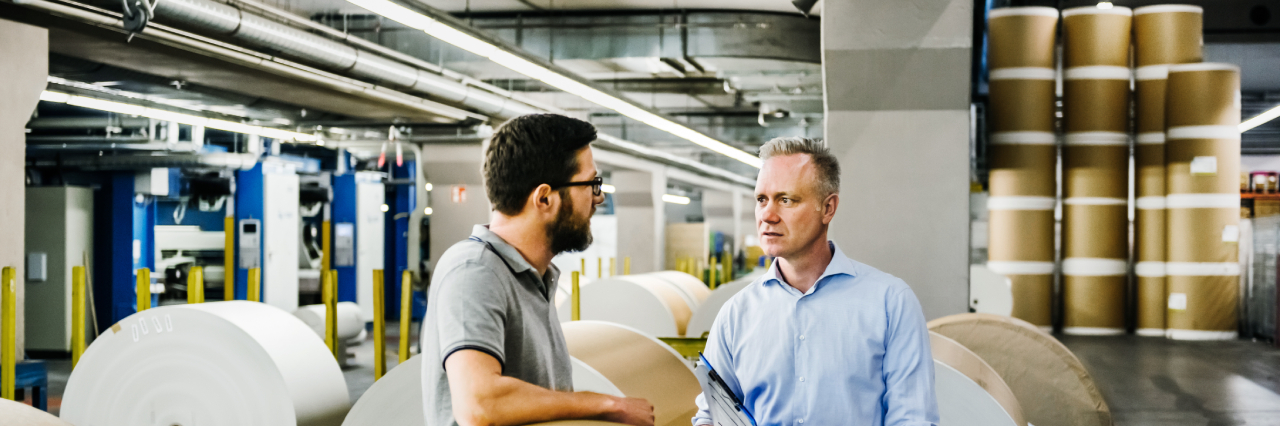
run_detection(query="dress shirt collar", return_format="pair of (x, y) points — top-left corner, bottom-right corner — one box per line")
(761, 241), (858, 292)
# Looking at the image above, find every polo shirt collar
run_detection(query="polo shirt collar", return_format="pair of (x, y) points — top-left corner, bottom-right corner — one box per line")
(471, 225), (536, 275)
(762, 241), (858, 290)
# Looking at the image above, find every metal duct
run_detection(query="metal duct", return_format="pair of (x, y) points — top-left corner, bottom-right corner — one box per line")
(149, 0), (537, 119)
(27, 152), (261, 170)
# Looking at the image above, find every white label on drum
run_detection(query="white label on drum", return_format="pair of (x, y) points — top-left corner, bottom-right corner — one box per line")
(1168, 293), (1188, 311)
(1191, 156), (1218, 175)
(1223, 225), (1240, 242)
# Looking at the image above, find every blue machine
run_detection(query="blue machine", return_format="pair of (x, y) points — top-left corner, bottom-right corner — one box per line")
(92, 173), (157, 325)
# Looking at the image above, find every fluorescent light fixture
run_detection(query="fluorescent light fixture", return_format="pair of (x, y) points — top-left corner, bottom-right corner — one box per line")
(1241, 104), (1280, 133)
(346, 0), (762, 169)
(601, 184), (616, 194)
(1097, 2), (1114, 9)
(662, 194), (691, 205)
(41, 90), (317, 143)
(381, 204), (390, 212)
(424, 182), (434, 191)
(423, 207), (434, 215)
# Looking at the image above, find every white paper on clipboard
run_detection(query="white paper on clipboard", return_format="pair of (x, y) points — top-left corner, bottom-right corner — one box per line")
(695, 354), (757, 426)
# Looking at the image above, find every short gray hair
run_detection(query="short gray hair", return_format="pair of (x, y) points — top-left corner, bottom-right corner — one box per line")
(758, 137), (840, 196)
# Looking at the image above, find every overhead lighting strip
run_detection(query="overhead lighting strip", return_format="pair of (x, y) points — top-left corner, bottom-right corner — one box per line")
(40, 91), (317, 142)
(346, 0), (762, 169)
(1241, 104), (1280, 133)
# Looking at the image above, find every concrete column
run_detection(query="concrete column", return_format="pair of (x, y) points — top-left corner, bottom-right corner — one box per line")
(613, 170), (666, 273)
(702, 190), (734, 254)
(420, 145), (491, 268)
(822, 0), (973, 320)
(0, 18), (46, 360)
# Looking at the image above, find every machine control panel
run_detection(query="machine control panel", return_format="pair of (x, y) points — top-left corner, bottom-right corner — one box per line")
(334, 222), (355, 267)
(239, 219), (261, 269)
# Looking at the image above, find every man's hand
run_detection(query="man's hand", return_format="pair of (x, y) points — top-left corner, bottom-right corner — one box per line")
(599, 396), (655, 426)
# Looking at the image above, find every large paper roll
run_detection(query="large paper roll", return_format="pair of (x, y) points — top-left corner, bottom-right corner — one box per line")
(647, 271), (711, 306)
(988, 144), (1057, 196)
(928, 314), (1112, 426)
(296, 301), (367, 342)
(930, 332), (1026, 426)
(1165, 63), (1241, 340)
(1133, 5), (1203, 67)
(341, 356), (621, 426)
(562, 321), (700, 426)
(1062, 6), (1133, 68)
(1, 398), (73, 426)
(557, 276), (692, 337)
(61, 301), (350, 426)
(988, 80), (1056, 132)
(686, 276), (753, 338)
(987, 7), (1058, 69)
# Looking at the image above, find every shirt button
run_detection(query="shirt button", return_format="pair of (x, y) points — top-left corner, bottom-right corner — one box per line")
(799, 420), (805, 424)
(799, 377), (805, 382)
(799, 335), (805, 341)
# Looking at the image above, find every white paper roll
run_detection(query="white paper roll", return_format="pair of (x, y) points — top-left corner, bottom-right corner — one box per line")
(646, 271), (712, 306)
(61, 301), (350, 426)
(295, 302), (368, 343)
(685, 276), (754, 339)
(1, 398), (74, 426)
(561, 321), (700, 426)
(341, 356), (621, 426)
(556, 277), (682, 337)
(935, 362), (1021, 426)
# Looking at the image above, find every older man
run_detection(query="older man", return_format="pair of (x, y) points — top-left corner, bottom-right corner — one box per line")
(422, 114), (654, 426)
(693, 137), (938, 426)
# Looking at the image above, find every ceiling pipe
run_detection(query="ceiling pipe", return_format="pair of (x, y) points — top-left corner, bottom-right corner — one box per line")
(27, 152), (261, 170)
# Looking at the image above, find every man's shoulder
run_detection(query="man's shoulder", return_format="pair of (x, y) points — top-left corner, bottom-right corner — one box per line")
(432, 239), (508, 289)
(844, 258), (912, 293)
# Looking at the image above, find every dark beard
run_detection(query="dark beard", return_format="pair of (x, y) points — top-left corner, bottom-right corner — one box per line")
(548, 191), (592, 254)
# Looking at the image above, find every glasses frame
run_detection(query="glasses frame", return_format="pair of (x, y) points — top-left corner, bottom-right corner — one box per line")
(551, 177), (604, 196)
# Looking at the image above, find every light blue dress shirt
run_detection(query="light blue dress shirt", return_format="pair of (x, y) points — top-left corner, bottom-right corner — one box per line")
(693, 242), (938, 426)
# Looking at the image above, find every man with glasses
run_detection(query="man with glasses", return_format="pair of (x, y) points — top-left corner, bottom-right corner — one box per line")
(421, 114), (655, 426)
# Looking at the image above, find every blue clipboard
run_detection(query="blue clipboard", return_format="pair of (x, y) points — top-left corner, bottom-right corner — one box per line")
(695, 353), (757, 426)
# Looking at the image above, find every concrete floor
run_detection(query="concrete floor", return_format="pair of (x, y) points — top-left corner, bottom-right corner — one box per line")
(1059, 335), (1280, 426)
(27, 324), (1280, 425)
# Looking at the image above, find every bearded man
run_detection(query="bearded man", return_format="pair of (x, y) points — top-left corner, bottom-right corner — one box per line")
(421, 114), (654, 426)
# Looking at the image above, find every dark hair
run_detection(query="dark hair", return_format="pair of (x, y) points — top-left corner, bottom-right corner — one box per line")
(483, 114), (597, 215)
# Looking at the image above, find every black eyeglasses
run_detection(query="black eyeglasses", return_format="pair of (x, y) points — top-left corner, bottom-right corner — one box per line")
(551, 177), (603, 196)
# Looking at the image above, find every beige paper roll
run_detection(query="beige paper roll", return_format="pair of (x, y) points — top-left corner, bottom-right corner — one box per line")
(1165, 275), (1239, 338)
(1062, 6), (1133, 68)
(1135, 78), (1167, 135)
(1136, 275), (1167, 334)
(988, 144), (1057, 197)
(1063, 145), (1130, 199)
(988, 7), (1059, 69)
(1135, 208), (1166, 262)
(988, 210), (1055, 261)
(1133, 5), (1204, 67)
(1136, 144), (1167, 197)
(557, 276), (694, 337)
(989, 79), (1057, 133)
(1062, 275), (1127, 332)
(1166, 139), (1242, 195)
(928, 314), (1112, 426)
(1166, 208), (1239, 263)
(561, 321), (700, 426)
(1063, 205), (1129, 259)
(1009, 274), (1054, 327)
(1, 398), (73, 426)
(1063, 79), (1132, 133)
(930, 332), (1028, 426)
(1166, 64), (1242, 128)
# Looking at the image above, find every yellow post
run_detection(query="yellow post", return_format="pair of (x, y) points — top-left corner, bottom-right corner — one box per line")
(624, 257), (631, 275)
(2, 267), (13, 401)
(710, 256), (718, 290)
(136, 268), (151, 311)
(571, 271), (581, 321)
(322, 220), (332, 273)
(373, 270), (386, 380)
(224, 216), (235, 301)
(323, 270), (338, 360)
(580, 258), (586, 277)
(72, 266), (86, 368)
(609, 257), (616, 277)
(247, 268), (261, 302)
(597, 258), (602, 279)
(399, 270), (412, 363)
(722, 253), (732, 284)
(188, 266), (205, 304)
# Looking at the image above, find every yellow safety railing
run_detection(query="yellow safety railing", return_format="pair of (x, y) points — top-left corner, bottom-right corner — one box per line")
(136, 268), (151, 311)
(72, 266), (86, 368)
(710, 256), (718, 289)
(188, 266), (205, 304)
(571, 271), (581, 321)
(579, 258), (586, 278)
(323, 270), (339, 360)
(2, 267), (15, 400)
(224, 216), (235, 301)
(624, 257), (631, 275)
(399, 270), (412, 363)
(596, 258), (602, 279)
(247, 268), (261, 302)
(373, 270), (386, 380)
(722, 254), (732, 284)
(609, 257), (616, 277)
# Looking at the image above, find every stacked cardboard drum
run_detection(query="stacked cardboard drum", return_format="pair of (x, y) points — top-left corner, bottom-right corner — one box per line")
(1164, 63), (1242, 340)
(1132, 5), (1204, 337)
(1060, 6), (1133, 335)
(984, 7), (1060, 331)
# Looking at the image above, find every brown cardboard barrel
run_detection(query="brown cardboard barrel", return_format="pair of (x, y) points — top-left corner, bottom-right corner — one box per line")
(1062, 274), (1127, 333)
(1063, 204), (1129, 259)
(1166, 206), (1239, 263)
(561, 321), (700, 426)
(1135, 274), (1167, 335)
(988, 143), (1057, 197)
(988, 209), (1055, 262)
(1136, 143), (1166, 197)
(987, 202), (1055, 329)
(1135, 75), (1168, 135)
(1063, 77), (1131, 133)
(1062, 142), (1129, 199)
(988, 7), (1059, 69)
(1133, 5), (1204, 67)
(1166, 139), (1241, 194)
(989, 79), (1057, 132)
(1062, 6), (1133, 68)
(1165, 274), (1239, 340)
(1136, 208), (1166, 262)
(1165, 63), (1242, 128)
(1007, 274), (1054, 328)
(927, 314), (1113, 426)
(1135, 132), (1167, 336)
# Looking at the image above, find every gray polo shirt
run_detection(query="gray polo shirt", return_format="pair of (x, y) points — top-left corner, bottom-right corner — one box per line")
(420, 225), (573, 426)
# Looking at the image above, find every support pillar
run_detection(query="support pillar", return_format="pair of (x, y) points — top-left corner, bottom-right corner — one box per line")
(614, 170), (666, 274)
(0, 18), (44, 361)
